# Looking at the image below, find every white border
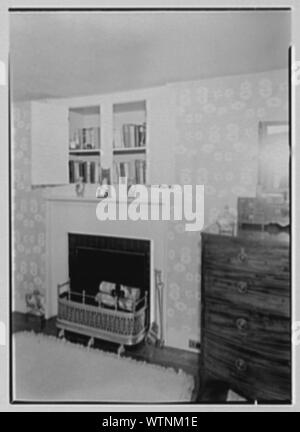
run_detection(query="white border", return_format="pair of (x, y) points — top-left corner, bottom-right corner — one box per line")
(1, 0), (299, 412)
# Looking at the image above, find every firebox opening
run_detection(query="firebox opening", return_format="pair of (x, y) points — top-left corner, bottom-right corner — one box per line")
(67, 233), (151, 330)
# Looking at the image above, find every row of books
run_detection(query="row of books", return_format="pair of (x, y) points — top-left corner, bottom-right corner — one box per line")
(113, 159), (146, 185)
(69, 160), (100, 183)
(69, 127), (100, 150)
(113, 123), (146, 149)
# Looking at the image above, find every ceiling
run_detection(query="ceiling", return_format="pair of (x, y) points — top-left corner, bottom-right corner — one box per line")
(9, 10), (291, 101)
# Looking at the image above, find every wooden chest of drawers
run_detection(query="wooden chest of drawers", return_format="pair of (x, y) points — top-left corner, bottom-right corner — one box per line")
(200, 231), (291, 402)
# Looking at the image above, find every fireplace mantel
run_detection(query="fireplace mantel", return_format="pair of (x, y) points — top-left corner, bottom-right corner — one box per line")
(46, 184), (165, 205)
(45, 194), (169, 343)
(46, 196), (163, 205)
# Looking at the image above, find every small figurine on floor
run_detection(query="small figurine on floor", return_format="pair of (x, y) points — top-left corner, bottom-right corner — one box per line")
(25, 289), (45, 316)
(25, 289), (45, 330)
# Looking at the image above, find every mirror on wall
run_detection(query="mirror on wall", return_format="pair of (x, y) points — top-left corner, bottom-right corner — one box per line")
(257, 121), (289, 199)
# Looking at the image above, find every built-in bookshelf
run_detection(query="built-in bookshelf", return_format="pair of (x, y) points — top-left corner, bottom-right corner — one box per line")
(30, 86), (174, 188)
(112, 101), (147, 185)
(68, 105), (101, 184)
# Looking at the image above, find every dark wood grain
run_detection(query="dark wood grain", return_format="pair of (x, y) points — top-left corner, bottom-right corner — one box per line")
(203, 234), (289, 275)
(201, 231), (291, 403)
(205, 300), (290, 361)
(204, 270), (290, 317)
(204, 337), (290, 402)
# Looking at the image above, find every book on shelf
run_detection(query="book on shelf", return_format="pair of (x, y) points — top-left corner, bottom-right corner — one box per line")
(113, 161), (120, 184)
(114, 159), (146, 185)
(135, 126), (140, 148)
(118, 123), (146, 149)
(69, 161), (74, 183)
(90, 162), (96, 183)
(73, 160), (80, 182)
(86, 161), (91, 182)
(94, 162), (100, 184)
(79, 160), (85, 180)
(69, 160), (100, 183)
(138, 123), (146, 147)
(135, 159), (146, 184)
(122, 124), (131, 148)
(113, 129), (122, 149)
(129, 124), (136, 148)
(71, 159), (146, 185)
(69, 127), (100, 150)
(119, 161), (130, 179)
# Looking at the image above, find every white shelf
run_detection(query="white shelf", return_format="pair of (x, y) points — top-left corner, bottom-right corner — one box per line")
(113, 146), (147, 155)
(69, 149), (102, 155)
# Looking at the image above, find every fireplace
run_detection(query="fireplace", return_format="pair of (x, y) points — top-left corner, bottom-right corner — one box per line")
(56, 233), (151, 347)
(69, 233), (151, 305)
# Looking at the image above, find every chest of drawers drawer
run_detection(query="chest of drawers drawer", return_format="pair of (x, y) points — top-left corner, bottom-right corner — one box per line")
(204, 299), (291, 362)
(202, 235), (289, 275)
(203, 336), (291, 402)
(203, 269), (290, 318)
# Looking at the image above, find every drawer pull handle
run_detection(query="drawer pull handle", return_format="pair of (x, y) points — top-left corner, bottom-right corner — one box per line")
(238, 248), (247, 263)
(236, 318), (248, 333)
(235, 358), (247, 372)
(237, 281), (248, 294)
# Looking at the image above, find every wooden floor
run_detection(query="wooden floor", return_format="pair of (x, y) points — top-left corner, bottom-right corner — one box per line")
(12, 311), (202, 401)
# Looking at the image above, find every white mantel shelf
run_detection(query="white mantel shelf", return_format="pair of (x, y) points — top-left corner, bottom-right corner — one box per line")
(45, 184), (165, 205)
(46, 195), (163, 205)
(46, 195), (99, 203)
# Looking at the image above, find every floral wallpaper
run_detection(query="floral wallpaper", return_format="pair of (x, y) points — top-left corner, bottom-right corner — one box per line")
(165, 69), (288, 350)
(12, 102), (47, 313)
(13, 70), (288, 352)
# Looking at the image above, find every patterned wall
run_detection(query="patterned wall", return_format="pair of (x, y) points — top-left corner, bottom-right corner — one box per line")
(13, 70), (288, 351)
(12, 102), (47, 313)
(165, 69), (288, 350)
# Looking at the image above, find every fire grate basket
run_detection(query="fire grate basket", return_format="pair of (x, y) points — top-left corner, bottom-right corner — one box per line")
(56, 281), (148, 346)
